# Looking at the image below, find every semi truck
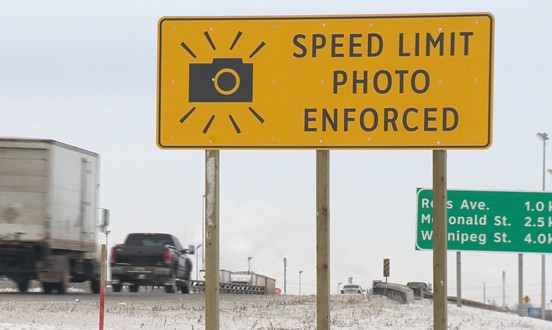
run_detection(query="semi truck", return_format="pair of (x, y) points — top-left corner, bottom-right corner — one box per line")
(0, 138), (103, 294)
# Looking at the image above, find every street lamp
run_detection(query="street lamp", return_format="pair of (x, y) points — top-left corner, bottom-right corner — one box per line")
(248, 256), (252, 274)
(537, 132), (548, 320)
(298, 270), (303, 296)
(337, 282), (342, 294)
(195, 244), (202, 280)
(537, 133), (549, 190)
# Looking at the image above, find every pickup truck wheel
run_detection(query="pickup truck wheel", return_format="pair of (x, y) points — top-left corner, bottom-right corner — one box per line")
(129, 284), (139, 293)
(180, 281), (190, 294)
(112, 284), (122, 292)
(164, 271), (177, 293)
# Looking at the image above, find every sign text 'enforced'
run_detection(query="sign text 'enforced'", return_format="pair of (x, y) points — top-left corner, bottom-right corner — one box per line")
(157, 14), (494, 149)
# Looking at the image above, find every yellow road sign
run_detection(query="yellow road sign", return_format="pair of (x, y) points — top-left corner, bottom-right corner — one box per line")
(157, 14), (494, 149)
(383, 258), (390, 277)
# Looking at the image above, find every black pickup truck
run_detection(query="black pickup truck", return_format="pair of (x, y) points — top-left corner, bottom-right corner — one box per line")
(110, 233), (194, 293)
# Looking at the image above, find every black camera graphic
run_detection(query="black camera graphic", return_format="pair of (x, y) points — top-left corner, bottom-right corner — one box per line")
(189, 58), (253, 102)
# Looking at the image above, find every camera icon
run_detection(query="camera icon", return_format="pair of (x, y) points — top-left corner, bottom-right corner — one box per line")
(189, 58), (253, 102)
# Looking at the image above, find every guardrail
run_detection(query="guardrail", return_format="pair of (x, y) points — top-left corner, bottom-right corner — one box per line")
(372, 282), (511, 310)
(372, 282), (548, 319)
(424, 292), (511, 313)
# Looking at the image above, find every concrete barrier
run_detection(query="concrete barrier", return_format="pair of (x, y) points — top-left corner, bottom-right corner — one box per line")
(372, 282), (414, 304)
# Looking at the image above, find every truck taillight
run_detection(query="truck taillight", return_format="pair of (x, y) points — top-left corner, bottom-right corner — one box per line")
(163, 249), (171, 265)
(110, 248), (116, 263)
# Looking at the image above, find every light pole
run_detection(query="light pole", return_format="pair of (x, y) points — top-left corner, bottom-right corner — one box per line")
(337, 282), (342, 294)
(298, 270), (303, 296)
(537, 132), (548, 320)
(98, 208), (111, 283)
(104, 230), (111, 251)
(248, 256), (252, 274)
(283, 257), (287, 295)
(195, 244), (202, 280)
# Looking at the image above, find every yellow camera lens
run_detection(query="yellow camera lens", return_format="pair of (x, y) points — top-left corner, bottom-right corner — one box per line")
(213, 68), (240, 95)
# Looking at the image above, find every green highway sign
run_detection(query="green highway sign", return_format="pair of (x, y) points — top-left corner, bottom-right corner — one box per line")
(416, 188), (552, 253)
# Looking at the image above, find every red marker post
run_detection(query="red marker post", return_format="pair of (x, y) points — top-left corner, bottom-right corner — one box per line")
(99, 244), (106, 330)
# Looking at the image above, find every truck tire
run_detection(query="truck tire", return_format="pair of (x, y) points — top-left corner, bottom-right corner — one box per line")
(90, 279), (100, 294)
(129, 284), (139, 293)
(17, 279), (30, 293)
(57, 280), (67, 294)
(112, 283), (122, 292)
(164, 284), (175, 293)
(185, 260), (192, 281)
(42, 283), (54, 294)
(56, 258), (70, 294)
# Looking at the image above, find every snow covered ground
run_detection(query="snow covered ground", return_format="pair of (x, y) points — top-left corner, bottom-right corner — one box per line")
(0, 289), (551, 330)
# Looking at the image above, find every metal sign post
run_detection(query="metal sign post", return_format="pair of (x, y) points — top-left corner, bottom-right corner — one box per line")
(433, 150), (447, 330)
(316, 150), (330, 330)
(205, 150), (220, 330)
(456, 251), (462, 307)
(519, 254), (523, 316)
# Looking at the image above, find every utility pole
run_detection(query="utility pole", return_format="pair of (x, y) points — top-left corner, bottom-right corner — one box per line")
(502, 270), (506, 308)
(299, 270), (303, 296)
(283, 257), (287, 294)
(195, 244), (202, 280)
(483, 282), (486, 304)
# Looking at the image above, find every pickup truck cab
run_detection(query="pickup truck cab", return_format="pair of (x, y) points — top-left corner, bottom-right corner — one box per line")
(110, 233), (194, 293)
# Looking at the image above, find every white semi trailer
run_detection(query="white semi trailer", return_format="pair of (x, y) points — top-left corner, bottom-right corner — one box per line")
(0, 138), (103, 293)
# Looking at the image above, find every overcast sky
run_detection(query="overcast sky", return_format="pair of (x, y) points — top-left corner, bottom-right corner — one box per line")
(1, 1), (551, 306)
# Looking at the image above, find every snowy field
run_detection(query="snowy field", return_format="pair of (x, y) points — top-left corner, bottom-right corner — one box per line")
(0, 287), (551, 330)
